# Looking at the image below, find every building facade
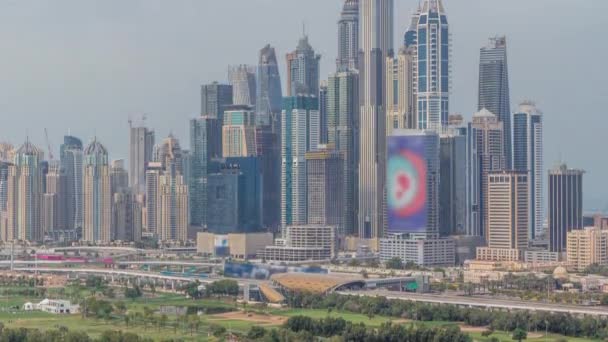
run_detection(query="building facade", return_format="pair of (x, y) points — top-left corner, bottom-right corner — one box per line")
(567, 227), (608, 272)
(201, 82), (233, 122)
(257, 225), (337, 262)
(60, 136), (83, 232)
(83, 140), (112, 243)
(306, 148), (344, 234)
(256, 44), (283, 127)
(548, 164), (584, 253)
(386, 47), (416, 133)
(286, 35), (321, 97)
(222, 106), (257, 158)
(439, 132), (467, 236)
(228, 65), (257, 107)
(337, 0), (359, 71)
(379, 235), (455, 266)
(129, 124), (154, 194)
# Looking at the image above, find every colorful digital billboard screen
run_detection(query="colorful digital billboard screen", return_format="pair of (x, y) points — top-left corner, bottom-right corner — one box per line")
(387, 135), (428, 233)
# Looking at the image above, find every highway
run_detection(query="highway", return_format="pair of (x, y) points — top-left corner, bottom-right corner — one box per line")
(339, 290), (608, 317)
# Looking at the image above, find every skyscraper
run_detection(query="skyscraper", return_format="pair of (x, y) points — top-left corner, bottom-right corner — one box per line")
(337, 0), (359, 71)
(415, 0), (450, 131)
(112, 189), (142, 242)
(222, 105), (257, 158)
(110, 159), (129, 195)
(386, 47), (416, 134)
(228, 65), (257, 107)
(158, 168), (189, 242)
(145, 162), (162, 236)
(319, 82), (328, 144)
(256, 45), (283, 127)
(549, 164), (584, 253)
(4, 140), (44, 242)
(479, 36), (511, 167)
(306, 148), (344, 234)
(201, 82), (233, 122)
(60, 136), (83, 232)
(513, 101), (543, 239)
(189, 116), (221, 228)
(358, 0), (393, 239)
(327, 71), (359, 234)
(439, 132), (467, 236)
(83, 139), (112, 243)
(281, 96), (320, 227)
(286, 35), (321, 97)
(42, 160), (67, 234)
(471, 109), (505, 238)
(129, 123), (155, 194)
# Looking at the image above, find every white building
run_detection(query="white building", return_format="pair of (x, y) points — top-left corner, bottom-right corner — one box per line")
(24, 299), (79, 314)
(258, 225), (336, 262)
(379, 234), (455, 266)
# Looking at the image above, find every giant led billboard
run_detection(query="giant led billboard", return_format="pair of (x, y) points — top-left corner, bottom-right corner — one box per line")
(387, 135), (428, 233)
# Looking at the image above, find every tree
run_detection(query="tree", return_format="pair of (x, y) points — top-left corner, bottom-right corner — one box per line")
(158, 314), (168, 331)
(124, 285), (142, 301)
(512, 328), (527, 342)
(247, 326), (267, 339)
(385, 257), (403, 270)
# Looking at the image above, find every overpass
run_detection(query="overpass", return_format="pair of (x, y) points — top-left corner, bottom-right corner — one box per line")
(340, 290), (608, 317)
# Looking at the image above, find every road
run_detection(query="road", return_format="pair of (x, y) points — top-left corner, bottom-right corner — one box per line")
(339, 290), (608, 317)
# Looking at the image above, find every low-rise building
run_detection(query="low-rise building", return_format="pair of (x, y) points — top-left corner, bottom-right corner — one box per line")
(379, 234), (455, 267)
(257, 225), (337, 262)
(476, 247), (521, 262)
(524, 249), (560, 263)
(567, 227), (608, 272)
(196, 232), (273, 259)
(24, 299), (79, 314)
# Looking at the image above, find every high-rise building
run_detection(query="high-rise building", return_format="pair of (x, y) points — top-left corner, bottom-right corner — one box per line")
(479, 36), (511, 167)
(414, 0), (450, 131)
(0, 143), (14, 162)
(471, 109), (505, 238)
(83, 139), (112, 243)
(281, 96), (320, 227)
(0, 162), (8, 212)
(256, 44), (283, 127)
(513, 101), (543, 239)
(42, 160), (67, 234)
(319, 82), (328, 144)
(60, 136), (83, 232)
(228, 65), (257, 107)
(189, 116), (221, 228)
(112, 189), (142, 242)
(3, 140), (44, 242)
(337, 0), (359, 71)
(145, 162), (163, 236)
(358, 0), (393, 239)
(567, 227), (608, 272)
(386, 47), (416, 134)
(306, 148), (344, 234)
(158, 167), (189, 242)
(327, 71), (359, 234)
(129, 124), (155, 193)
(549, 164), (584, 253)
(439, 132), (467, 236)
(201, 82), (233, 122)
(222, 105), (257, 158)
(286, 35), (321, 97)
(110, 159), (129, 195)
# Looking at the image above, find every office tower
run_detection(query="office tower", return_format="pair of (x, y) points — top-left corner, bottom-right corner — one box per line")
(513, 101), (543, 239)
(256, 44), (283, 127)
(0, 143), (13, 162)
(358, 0), (393, 239)
(201, 82), (233, 122)
(228, 65), (257, 107)
(253, 126), (281, 231)
(0, 162), (9, 212)
(319, 82), (328, 144)
(129, 123), (154, 193)
(112, 189), (142, 242)
(222, 105), (257, 157)
(286, 35), (321, 97)
(386, 130), (439, 237)
(83, 140), (112, 243)
(403, 9), (419, 48)
(110, 159), (129, 195)
(414, 0), (450, 130)
(567, 227), (608, 272)
(476, 171), (528, 261)
(145, 162), (162, 235)
(158, 167), (189, 242)
(327, 71), (359, 234)
(60, 136), (83, 232)
(337, 0), (359, 71)
(479, 36), (511, 167)
(181, 149), (192, 196)
(471, 109), (505, 238)
(439, 132), (467, 236)
(386, 47), (416, 134)
(281, 96), (320, 227)
(42, 161), (67, 234)
(189, 116), (221, 227)
(3, 140), (44, 242)
(225, 156), (263, 231)
(156, 134), (183, 176)
(549, 164), (584, 252)
(306, 148), (344, 234)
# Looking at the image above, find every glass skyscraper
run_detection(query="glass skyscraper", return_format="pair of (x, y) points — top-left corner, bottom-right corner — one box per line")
(415, 0), (450, 131)
(286, 35), (321, 97)
(337, 0), (359, 71)
(479, 36), (512, 168)
(256, 45), (283, 127)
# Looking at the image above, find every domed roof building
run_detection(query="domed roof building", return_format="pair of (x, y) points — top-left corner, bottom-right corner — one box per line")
(553, 266), (569, 280)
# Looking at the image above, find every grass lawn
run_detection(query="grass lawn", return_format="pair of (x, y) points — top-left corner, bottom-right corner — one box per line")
(468, 330), (598, 341)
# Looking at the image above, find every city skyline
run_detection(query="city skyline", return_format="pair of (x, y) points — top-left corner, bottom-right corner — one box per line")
(0, 0), (606, 210)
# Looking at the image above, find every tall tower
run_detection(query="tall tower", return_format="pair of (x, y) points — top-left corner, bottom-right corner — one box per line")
(157, 136), (189, 242)
(337, 0), (359, 71)
(4, 140), (44, 242)
(415, 0), (450, 131)
(513, 101), (543, 240)
(487, 171), (529, 250)
(129, 123), (154, 194)
(201, 82), (233, 122)
(548, 164), (584, 253)
(281, 96), (320, 227)
(228, 65), (257, 107)
(42, 160), (67, 234)
(286, 35), (321, 97)
(471, 109), (505, 238)
(83, 139), (112, 243)
(358, 0), (393, 239)
(306, 148), (345, 234)
(256, 45), (283, 127)
(60, 136), (83, 232)
(479, 36), (511, 167)
(222, 106), (257, 158)
(386, 47), (416, 134)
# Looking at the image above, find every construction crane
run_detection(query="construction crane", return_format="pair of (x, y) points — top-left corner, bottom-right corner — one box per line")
(44, 128), (54, 160)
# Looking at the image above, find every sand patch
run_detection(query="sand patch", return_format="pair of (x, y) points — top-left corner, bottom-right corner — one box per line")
(209, 311), (287, 325)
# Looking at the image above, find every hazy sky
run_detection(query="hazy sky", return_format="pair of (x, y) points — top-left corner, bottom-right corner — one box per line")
(0, 0), (606, 210)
